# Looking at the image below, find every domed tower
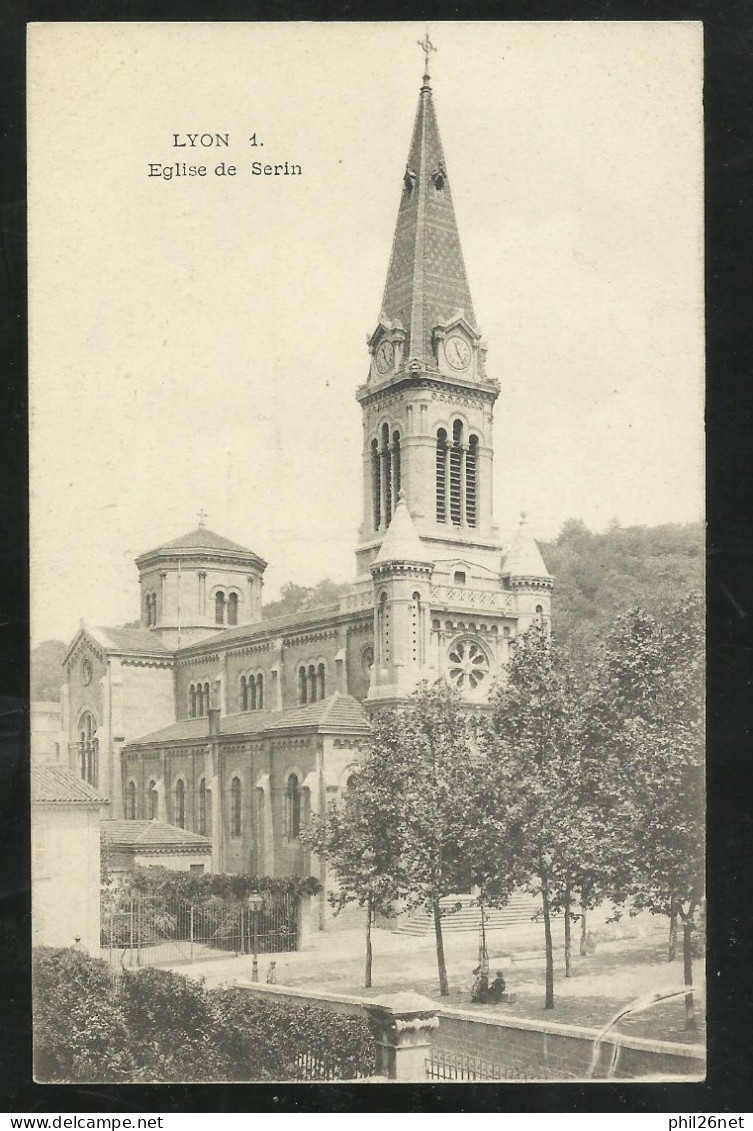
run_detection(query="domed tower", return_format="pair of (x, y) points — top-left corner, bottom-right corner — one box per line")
(135, 519), (267, 648)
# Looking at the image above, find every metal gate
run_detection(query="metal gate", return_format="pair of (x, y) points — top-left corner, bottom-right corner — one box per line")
(101, 889), (299, 968)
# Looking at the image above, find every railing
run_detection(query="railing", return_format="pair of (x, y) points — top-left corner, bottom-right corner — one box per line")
(430, 586), (514, 612)
(294, 1051), (373, 1081)
(425, 1047), (524, 1081)
(101, 890), (299, 969)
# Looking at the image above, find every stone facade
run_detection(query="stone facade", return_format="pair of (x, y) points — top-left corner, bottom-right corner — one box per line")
(59, 67), (553, 918)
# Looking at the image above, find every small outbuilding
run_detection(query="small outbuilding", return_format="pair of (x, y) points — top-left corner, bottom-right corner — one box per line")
(101, 818), (213, 877)
(32, 763), (108, 953)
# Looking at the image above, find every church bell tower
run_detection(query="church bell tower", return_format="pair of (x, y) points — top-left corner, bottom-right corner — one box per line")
(355, 49), (502, 580)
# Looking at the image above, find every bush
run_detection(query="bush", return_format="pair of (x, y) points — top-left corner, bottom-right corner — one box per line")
(33, 947), (376, 1082)
(33, 948), (135, 1082)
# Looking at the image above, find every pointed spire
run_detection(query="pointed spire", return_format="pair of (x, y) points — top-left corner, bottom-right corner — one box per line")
(501, 512), (552, 581)
(379, 58), (477, 368)
(374, 491), (432, 565)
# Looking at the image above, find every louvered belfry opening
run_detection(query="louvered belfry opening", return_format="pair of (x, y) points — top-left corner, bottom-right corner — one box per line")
(436, 422), (478, 528)
(371, 439), (381, 530)
(466, 434), (478, 528)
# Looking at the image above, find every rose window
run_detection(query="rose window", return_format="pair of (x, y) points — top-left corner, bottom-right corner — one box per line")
(447, 638), (490, 693)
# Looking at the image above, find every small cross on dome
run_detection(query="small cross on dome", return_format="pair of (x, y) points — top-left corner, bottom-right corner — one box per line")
(197, 509), (208, 528)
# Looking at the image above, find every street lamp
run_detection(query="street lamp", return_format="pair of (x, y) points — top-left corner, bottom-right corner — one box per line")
(247, 893), (263, 982)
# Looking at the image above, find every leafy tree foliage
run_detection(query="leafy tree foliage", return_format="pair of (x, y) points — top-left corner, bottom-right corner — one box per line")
(262, 578), (351, 621)
(587, 594), (704, 1027)
(539, 519), (703, 663)
(301, 709), (407, 987)
(30, 639), (67, 700)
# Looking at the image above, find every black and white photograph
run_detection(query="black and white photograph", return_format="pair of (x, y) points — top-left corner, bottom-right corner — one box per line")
(28, 20), (705, 1085)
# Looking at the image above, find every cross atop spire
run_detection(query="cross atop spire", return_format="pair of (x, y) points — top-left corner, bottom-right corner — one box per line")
(417, 30), (437, 84)
(197, 508), (208, 528)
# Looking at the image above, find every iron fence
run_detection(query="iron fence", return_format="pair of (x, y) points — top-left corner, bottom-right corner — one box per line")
(101, 889), (299, 968)
(425, 1047), (523, 1081)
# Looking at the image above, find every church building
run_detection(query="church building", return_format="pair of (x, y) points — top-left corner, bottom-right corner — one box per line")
(60, 59), (552, 917)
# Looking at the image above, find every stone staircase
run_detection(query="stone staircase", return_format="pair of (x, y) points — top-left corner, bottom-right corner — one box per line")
(393, 892), (539, 936)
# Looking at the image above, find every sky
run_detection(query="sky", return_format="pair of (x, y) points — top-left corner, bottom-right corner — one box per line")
(28, 21), (704, 645)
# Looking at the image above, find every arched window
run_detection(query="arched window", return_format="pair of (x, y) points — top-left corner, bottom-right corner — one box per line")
(126, 780), (136, 820)
(204, 683), (210, 713)
(317, 663), (325, 700)
(308, 664), (317, 703)
(174, 779), (186, 829)
(436, 429), (448, 522)
(256, 673), (264, 710)
(228, 592), (239, 625)
(535, 604), (544, 624)
(230, 777), (242, 838)
(286, 774), (301, 839)
(371, 438), (381, 530)
(240, 675), (248, 711)
(148, 780), (159, 821)
(381, 422), (392, 525)
(392, 430), (401, 501)
(466, 434), (478, 528)
(78, 712), (98, 787)
(249, 673), (257, 711)
(190, 685), (197, 718)
(346, 773), (357, 795)
(299, 666), (307, 704)
(215, 590), (226, 625)
(450, 419), (463, 525)
(196, 684), (204, 716)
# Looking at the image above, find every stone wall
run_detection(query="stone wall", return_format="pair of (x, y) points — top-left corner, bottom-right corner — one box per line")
(229, 981), (705, 1082)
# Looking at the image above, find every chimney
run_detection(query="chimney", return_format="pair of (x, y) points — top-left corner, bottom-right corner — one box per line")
(208, 707), (221, 738)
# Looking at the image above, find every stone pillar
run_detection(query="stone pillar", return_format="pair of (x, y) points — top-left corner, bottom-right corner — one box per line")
(363, 993), (439, 1082)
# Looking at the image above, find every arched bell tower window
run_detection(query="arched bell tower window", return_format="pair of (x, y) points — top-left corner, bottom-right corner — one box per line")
(256, 673), (264, 710)
(450, 419), (463, 525)
(126, 780), (136, 820)
(392, 431), (401, 502)
(228, 592), (239, 625)
(240, 675), (248, 711)
(299, 666), (307, 705)
(371, 439), (381, 531)
(436, 429), (448, 522)
(308, 664), (317, 703)
(381, 423), (392, 525)
(196, 684), (204, 716)
(466, 435), (479, 528)
(215, 591), (226, 625)
(436, 422), (478, 528)
(317, 662), (326, 700)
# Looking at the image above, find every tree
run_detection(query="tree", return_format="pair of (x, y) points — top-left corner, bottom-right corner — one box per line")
(588, 595), (704, 1028)
(301, 709), (406, 987)
(30, 639), (67, 700)
(487, 623), (586, 1008)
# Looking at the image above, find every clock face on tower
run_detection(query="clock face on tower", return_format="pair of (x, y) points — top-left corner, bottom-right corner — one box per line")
(445, 334), (472, 371)
(375, 340), (395, 375)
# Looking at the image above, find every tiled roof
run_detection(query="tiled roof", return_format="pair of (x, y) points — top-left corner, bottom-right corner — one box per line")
(93, 626), (172, 655)
(380, 76), (477, 365)
(126, 693), (370, 749)
(101, 819), (212, 852)
(137, 526), (266, 565)
(178, 601), (344, 655)
(31, 763), (108, 805)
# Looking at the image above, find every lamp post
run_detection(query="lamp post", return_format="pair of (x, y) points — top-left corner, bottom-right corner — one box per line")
(247, 893), (263, 982)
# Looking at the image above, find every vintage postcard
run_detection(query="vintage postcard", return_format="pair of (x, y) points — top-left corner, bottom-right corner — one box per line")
(28, 21), (704, 1084)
